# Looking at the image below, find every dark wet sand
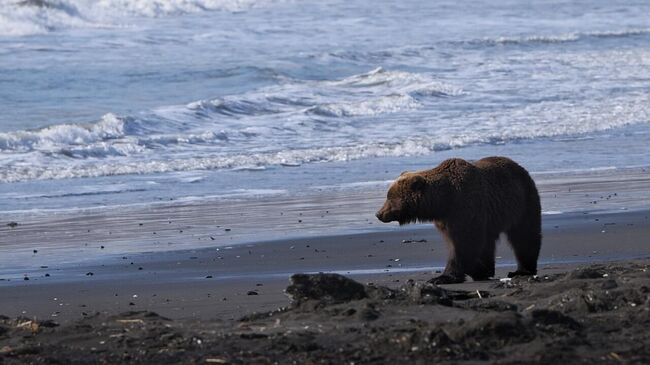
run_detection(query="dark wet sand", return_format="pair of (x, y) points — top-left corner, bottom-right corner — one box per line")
(1, 258), (649, 364)
(1, 210), (649, 323)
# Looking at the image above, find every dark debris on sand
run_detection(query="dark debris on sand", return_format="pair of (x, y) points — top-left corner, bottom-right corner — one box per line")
(1, 261), (649, 364)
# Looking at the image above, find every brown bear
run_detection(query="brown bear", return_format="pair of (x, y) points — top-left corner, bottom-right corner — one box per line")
(376, 156), (541, 284)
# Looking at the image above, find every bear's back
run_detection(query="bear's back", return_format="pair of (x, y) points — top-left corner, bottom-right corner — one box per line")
(473, 156), (533, 187)
(473, 156), (539, 227)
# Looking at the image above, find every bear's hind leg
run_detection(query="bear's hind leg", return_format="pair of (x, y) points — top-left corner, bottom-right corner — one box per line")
(506, 220), (541, 278)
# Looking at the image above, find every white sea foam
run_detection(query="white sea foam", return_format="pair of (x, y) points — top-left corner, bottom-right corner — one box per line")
(1, 66), (650, 183)
(480, 28), (650, 46)
(329, 67), (463, 97)
(310, 180), (394, 192)
(0, 0), (280, 36)
(0, 113), (131, 152)
(542, 211), (564, 215)
(307, 95), (419, 117)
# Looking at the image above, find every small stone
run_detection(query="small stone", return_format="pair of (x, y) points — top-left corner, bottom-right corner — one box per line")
(7, 222), (18, 228)
(247, 291), (258, 296)
(86, 272), (94, 276)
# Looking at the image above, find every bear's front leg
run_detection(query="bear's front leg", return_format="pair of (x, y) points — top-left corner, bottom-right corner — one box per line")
(429, 223), (485, 285)
(428, 234), (467, 284)
(428, 272), (465, 285)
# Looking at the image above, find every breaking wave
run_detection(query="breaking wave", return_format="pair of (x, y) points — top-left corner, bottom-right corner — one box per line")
(0, 0), (280, 36)
(1, 66), (649, 183)
(476, 28), (650, 46)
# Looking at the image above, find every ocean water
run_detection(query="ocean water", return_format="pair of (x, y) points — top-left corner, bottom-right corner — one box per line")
(1, 0), (650, 215)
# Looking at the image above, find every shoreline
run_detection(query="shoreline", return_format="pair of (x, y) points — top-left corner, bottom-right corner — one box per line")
(2, 165), (650, 273)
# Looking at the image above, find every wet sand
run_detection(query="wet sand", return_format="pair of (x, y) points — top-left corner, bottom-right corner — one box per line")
(1, 209), (649, 323)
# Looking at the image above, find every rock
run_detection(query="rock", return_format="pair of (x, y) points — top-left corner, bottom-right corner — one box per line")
(400, 280), (485, 306)
(452, 312), (529, 342)
(358, 305), (380, 321)
(601, 279), (618, 290)
(530, 309), (581, 330)
(462, 299), (518, 312)
(286, 273), (366, 305)
(567, 266), (607, 280)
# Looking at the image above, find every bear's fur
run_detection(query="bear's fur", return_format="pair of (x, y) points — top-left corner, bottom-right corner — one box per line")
(376, 157), (541, 284)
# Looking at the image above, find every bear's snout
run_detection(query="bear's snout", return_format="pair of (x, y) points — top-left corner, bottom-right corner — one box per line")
(375, 210), (389, 223)
(376, 201), (396, 223)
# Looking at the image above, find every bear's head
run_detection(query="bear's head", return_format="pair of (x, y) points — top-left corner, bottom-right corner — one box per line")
(376, 172), (450, 225)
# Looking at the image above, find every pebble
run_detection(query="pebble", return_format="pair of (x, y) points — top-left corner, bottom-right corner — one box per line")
(401, 239), (427, 243)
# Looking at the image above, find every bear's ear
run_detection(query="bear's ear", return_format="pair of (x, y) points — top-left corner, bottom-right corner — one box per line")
(400, 171), (410, 176)
(409, 175), (426, 191)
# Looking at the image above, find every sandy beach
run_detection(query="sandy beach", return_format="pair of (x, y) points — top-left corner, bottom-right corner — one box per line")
(2, 170), (650, 364)
(0, 243), (649, 364)
(1, 183), (650, 363)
